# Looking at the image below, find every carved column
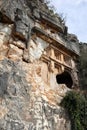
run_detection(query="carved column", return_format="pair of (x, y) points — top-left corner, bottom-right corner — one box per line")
(50, 48), (55, 58)
(61, 54), (64, 72)
(61, 54), (64, 63)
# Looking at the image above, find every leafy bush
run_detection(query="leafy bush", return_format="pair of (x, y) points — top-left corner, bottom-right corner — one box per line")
(60, 91), (87, 130)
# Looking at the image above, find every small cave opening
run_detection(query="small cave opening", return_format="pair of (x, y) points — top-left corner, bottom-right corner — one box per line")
(56, 71), (73, 88)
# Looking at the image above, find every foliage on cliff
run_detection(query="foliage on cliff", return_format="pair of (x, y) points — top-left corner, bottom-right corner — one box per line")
(61, 91), (87, 130)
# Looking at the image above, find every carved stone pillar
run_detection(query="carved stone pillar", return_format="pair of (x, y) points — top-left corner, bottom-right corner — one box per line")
(50, 48), (55, 58)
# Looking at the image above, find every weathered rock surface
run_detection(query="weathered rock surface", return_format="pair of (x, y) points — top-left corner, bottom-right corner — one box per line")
(0, 0), (80, 130)
(0, 58), (70, 130)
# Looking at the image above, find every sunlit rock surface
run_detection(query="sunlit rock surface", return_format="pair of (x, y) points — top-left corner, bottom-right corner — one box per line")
(0, 0), (80, 130)
(0, 59), (70, 130)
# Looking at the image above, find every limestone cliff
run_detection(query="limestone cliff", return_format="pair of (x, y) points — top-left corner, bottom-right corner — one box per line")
(0, 0), (79, 130)
(0, 58), (71, 130)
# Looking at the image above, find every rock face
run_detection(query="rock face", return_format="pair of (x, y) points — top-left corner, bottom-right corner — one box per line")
(77, 43), (87, 90)
(0, 0), (79, 130)
(0, 58), (71, 130)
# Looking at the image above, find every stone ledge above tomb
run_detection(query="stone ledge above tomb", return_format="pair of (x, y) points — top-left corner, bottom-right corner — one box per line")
(40, 12), (64, 33)
(32, 26), (80, 57)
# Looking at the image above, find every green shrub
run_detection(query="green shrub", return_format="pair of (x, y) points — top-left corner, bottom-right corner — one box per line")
(60, 91), (87, 130)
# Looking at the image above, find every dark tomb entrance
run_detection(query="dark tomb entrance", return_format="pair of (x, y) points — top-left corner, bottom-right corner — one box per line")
(56, 71), (73, 88)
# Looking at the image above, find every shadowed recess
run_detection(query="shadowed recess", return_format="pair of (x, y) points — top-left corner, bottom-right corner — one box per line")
(56, 71), (73, 88)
